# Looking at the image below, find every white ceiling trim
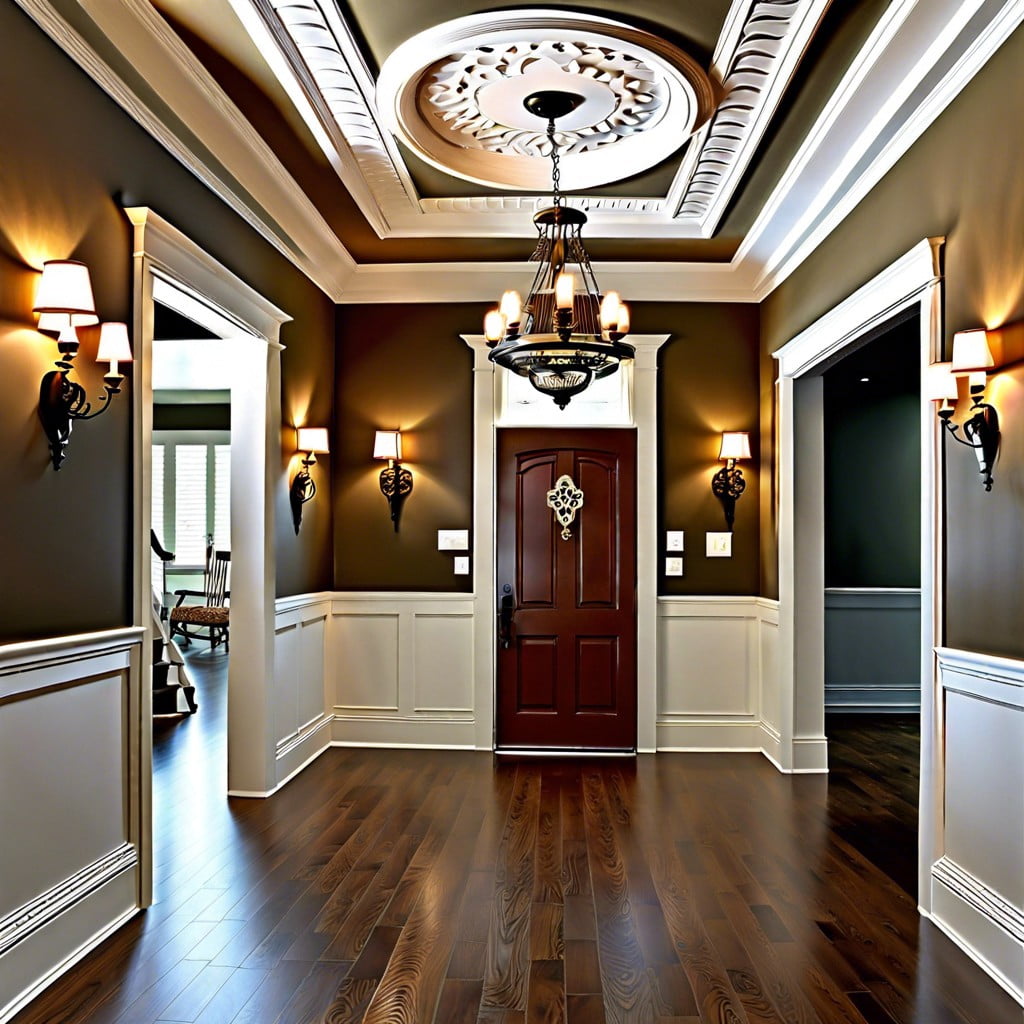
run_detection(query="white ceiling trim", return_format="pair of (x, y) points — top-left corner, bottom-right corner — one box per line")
(232, 0), (828, 240)
(337, 260), (760, 305)
(667, 0), (832, 238)
(13, 0), (356, 299)
(742, 0), (1024, 300)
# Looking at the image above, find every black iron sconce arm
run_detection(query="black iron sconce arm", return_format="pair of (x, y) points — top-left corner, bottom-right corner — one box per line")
(290, 453), (318, 534)
(938, 395), (1000, 492)
(712, 459), (747, 530)
(39, 359), (126, 471)
(379, 460), (413, 531)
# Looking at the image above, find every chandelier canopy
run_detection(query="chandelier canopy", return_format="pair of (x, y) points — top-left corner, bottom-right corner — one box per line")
(485, 90), (635, 409)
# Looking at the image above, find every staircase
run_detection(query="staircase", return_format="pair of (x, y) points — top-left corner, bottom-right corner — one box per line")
(153, 636), (198, 714)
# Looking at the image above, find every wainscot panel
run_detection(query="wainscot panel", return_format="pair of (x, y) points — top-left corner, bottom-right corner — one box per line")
(0, 628), (145, 1023)
(328, 593), (477, 749)
(825, 588), (921, 711)
(931, 647), (1024, 1006)
(657, 597), (779, 754)
(273, 594), (333, 789)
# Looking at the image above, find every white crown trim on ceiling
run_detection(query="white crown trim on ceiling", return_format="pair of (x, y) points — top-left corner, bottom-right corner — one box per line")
(235, 0), (830, 240)
(12, 0), (1024, 303)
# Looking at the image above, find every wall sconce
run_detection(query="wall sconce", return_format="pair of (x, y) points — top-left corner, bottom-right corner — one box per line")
(33, 260), (132, 470)
(926, 329), (1000, 491)
(374, 429), (413, 531)
(712, 431), (751, 530)
(290, 427), (330, 534)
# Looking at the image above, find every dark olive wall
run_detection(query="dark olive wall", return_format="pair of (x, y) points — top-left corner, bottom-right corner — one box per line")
(761, 23), (1024, 656)
(333, 301), (760, 596)
(823, 320), (920, 589)
(153, 404), (231, 432)
(0, 4), (333, 641)
(333, 304), (476, 591)
(646, 303), (762, 596)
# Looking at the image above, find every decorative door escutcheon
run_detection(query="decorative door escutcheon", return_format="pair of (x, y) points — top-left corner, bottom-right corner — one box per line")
(546, 474), (584, 540)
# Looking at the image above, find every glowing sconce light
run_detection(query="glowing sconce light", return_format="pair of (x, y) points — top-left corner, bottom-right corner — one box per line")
(711, 431), (752, 530)
(926, 329), (1001, 491)
(33, 259), (132, 470)
(374, 429), (413, 531)
(290, 426), (330, 534)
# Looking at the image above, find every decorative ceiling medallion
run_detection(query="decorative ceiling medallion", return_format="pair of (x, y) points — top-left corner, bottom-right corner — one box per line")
(377, 11), (716, 191)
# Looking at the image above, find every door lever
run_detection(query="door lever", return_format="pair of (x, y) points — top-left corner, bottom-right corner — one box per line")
(498, 583), (514, 649)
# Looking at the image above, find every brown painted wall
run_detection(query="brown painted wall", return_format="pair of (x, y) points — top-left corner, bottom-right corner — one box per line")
(333, 303), (476, 591)
(760, 23), (1024, 656)
(644, 303), (762, 596)
(0, 4), (333, 641)
(333, 301), (760, 597)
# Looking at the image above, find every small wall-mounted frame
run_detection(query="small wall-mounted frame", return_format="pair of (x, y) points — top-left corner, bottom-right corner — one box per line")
(706, 532), (732, 558)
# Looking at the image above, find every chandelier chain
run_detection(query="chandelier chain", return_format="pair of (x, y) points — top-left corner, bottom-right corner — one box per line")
(547, 118), (561, 209)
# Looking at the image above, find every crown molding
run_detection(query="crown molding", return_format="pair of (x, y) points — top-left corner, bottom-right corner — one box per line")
(13, 0), (356, 299)
(743, 0), (1024, 301)
(337, 261), (760, 305)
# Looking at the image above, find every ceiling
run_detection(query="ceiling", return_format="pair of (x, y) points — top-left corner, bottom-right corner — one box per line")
(19, 0), (1022, 301)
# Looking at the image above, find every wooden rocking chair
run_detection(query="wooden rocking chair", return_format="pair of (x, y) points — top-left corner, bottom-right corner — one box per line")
(169, 542), (230, 652)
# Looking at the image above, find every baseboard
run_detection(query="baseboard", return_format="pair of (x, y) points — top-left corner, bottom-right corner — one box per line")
(330, 713), (477, 749)
(930, 857), (1024, 1006)
(655, 719), (762, 751)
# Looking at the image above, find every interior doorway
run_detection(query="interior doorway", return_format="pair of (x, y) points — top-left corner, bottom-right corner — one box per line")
(150, 297), (234, 714)
(822, 312), (922, 896)
(495, 428), (637, 751)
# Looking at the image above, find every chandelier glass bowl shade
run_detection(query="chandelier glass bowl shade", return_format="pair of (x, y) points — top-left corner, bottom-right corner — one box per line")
(485, 90), (635, 409)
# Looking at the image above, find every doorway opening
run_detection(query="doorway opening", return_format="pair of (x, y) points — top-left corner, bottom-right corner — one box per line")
(150, 297), (233, 718)
(822, 312), (922, 896)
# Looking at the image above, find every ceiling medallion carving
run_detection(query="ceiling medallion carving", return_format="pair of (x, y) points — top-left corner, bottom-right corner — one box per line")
(377, 11), (716, 191)
(422, 44), (669, 159)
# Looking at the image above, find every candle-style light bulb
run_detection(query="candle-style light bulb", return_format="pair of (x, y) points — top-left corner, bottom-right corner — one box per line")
(615, 303), (630, 335)
(484, 309), (506, 343)
(600, 291), (620, 331)
(555, 272), (575, 311)
(499, 290), (522, 330)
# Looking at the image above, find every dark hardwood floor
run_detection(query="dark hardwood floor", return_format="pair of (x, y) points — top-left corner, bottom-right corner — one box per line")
(12, 664), (1018, 1024)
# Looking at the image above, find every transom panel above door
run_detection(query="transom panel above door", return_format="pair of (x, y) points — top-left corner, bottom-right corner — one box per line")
(496, 428), (637, 751)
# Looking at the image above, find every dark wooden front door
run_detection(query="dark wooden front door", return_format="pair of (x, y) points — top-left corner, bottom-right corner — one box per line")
(496, 428), (637, 750)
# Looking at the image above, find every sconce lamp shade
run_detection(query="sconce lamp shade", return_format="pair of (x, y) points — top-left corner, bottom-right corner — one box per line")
(951, 330), (994, 373)
(924, 362), (959, 402)
(33, 260), (99, 325)
(373, 429), (402, 461)
(297, 427), (330, 454)
(719, 431), (752, 461)
(97, 322), (132, 366)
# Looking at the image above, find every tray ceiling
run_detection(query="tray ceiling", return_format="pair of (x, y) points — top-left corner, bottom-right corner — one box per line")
(16, 0), (1023, 300)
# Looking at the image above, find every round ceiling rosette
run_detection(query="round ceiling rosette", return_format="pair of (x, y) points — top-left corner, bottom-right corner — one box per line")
(376, 11), (716, 192)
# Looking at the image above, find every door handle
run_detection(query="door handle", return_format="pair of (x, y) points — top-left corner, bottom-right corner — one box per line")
(499, 584), (515, 649)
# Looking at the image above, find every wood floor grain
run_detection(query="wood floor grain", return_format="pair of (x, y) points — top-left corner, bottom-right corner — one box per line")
(10, 666), (1018, 1024)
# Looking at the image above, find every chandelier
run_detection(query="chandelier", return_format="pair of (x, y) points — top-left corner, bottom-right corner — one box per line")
(484, 90), (635, 409)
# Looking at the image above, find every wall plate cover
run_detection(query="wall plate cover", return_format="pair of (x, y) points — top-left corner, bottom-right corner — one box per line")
(665, 556), (684, 576)
(453, 555), (471, 575)
(438, 529), (469, 551)
(666, 531), (685, 552)
(706, 532), (732, 557)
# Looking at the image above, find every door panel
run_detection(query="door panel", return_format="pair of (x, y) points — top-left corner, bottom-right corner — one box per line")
(497, 428), (637, 750)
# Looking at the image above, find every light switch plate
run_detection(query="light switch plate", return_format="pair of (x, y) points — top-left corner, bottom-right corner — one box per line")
(666, 531), (685, 552)
(706, 532), (732, 557)
(453, 556), (470, 575)
(665, 556), (684, 576)
(438, 529), (469, 551)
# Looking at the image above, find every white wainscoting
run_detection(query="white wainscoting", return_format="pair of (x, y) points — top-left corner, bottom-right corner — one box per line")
(825, 588), (921, 711)
(273, 593), (333, 791)
(929, 647), (1024, 1005)
(657, 597), (780, 756)
(0, 628), (146, 1024)
(328, 593), (478, 749)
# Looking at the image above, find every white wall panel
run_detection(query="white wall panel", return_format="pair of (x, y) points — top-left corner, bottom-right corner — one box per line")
(932, 648), (1024, 1005)
(759, 605), (781, 734)
(0, 629), (145, 1023)
(332, 613), (400, 711)
(413, 614), (474, 712)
